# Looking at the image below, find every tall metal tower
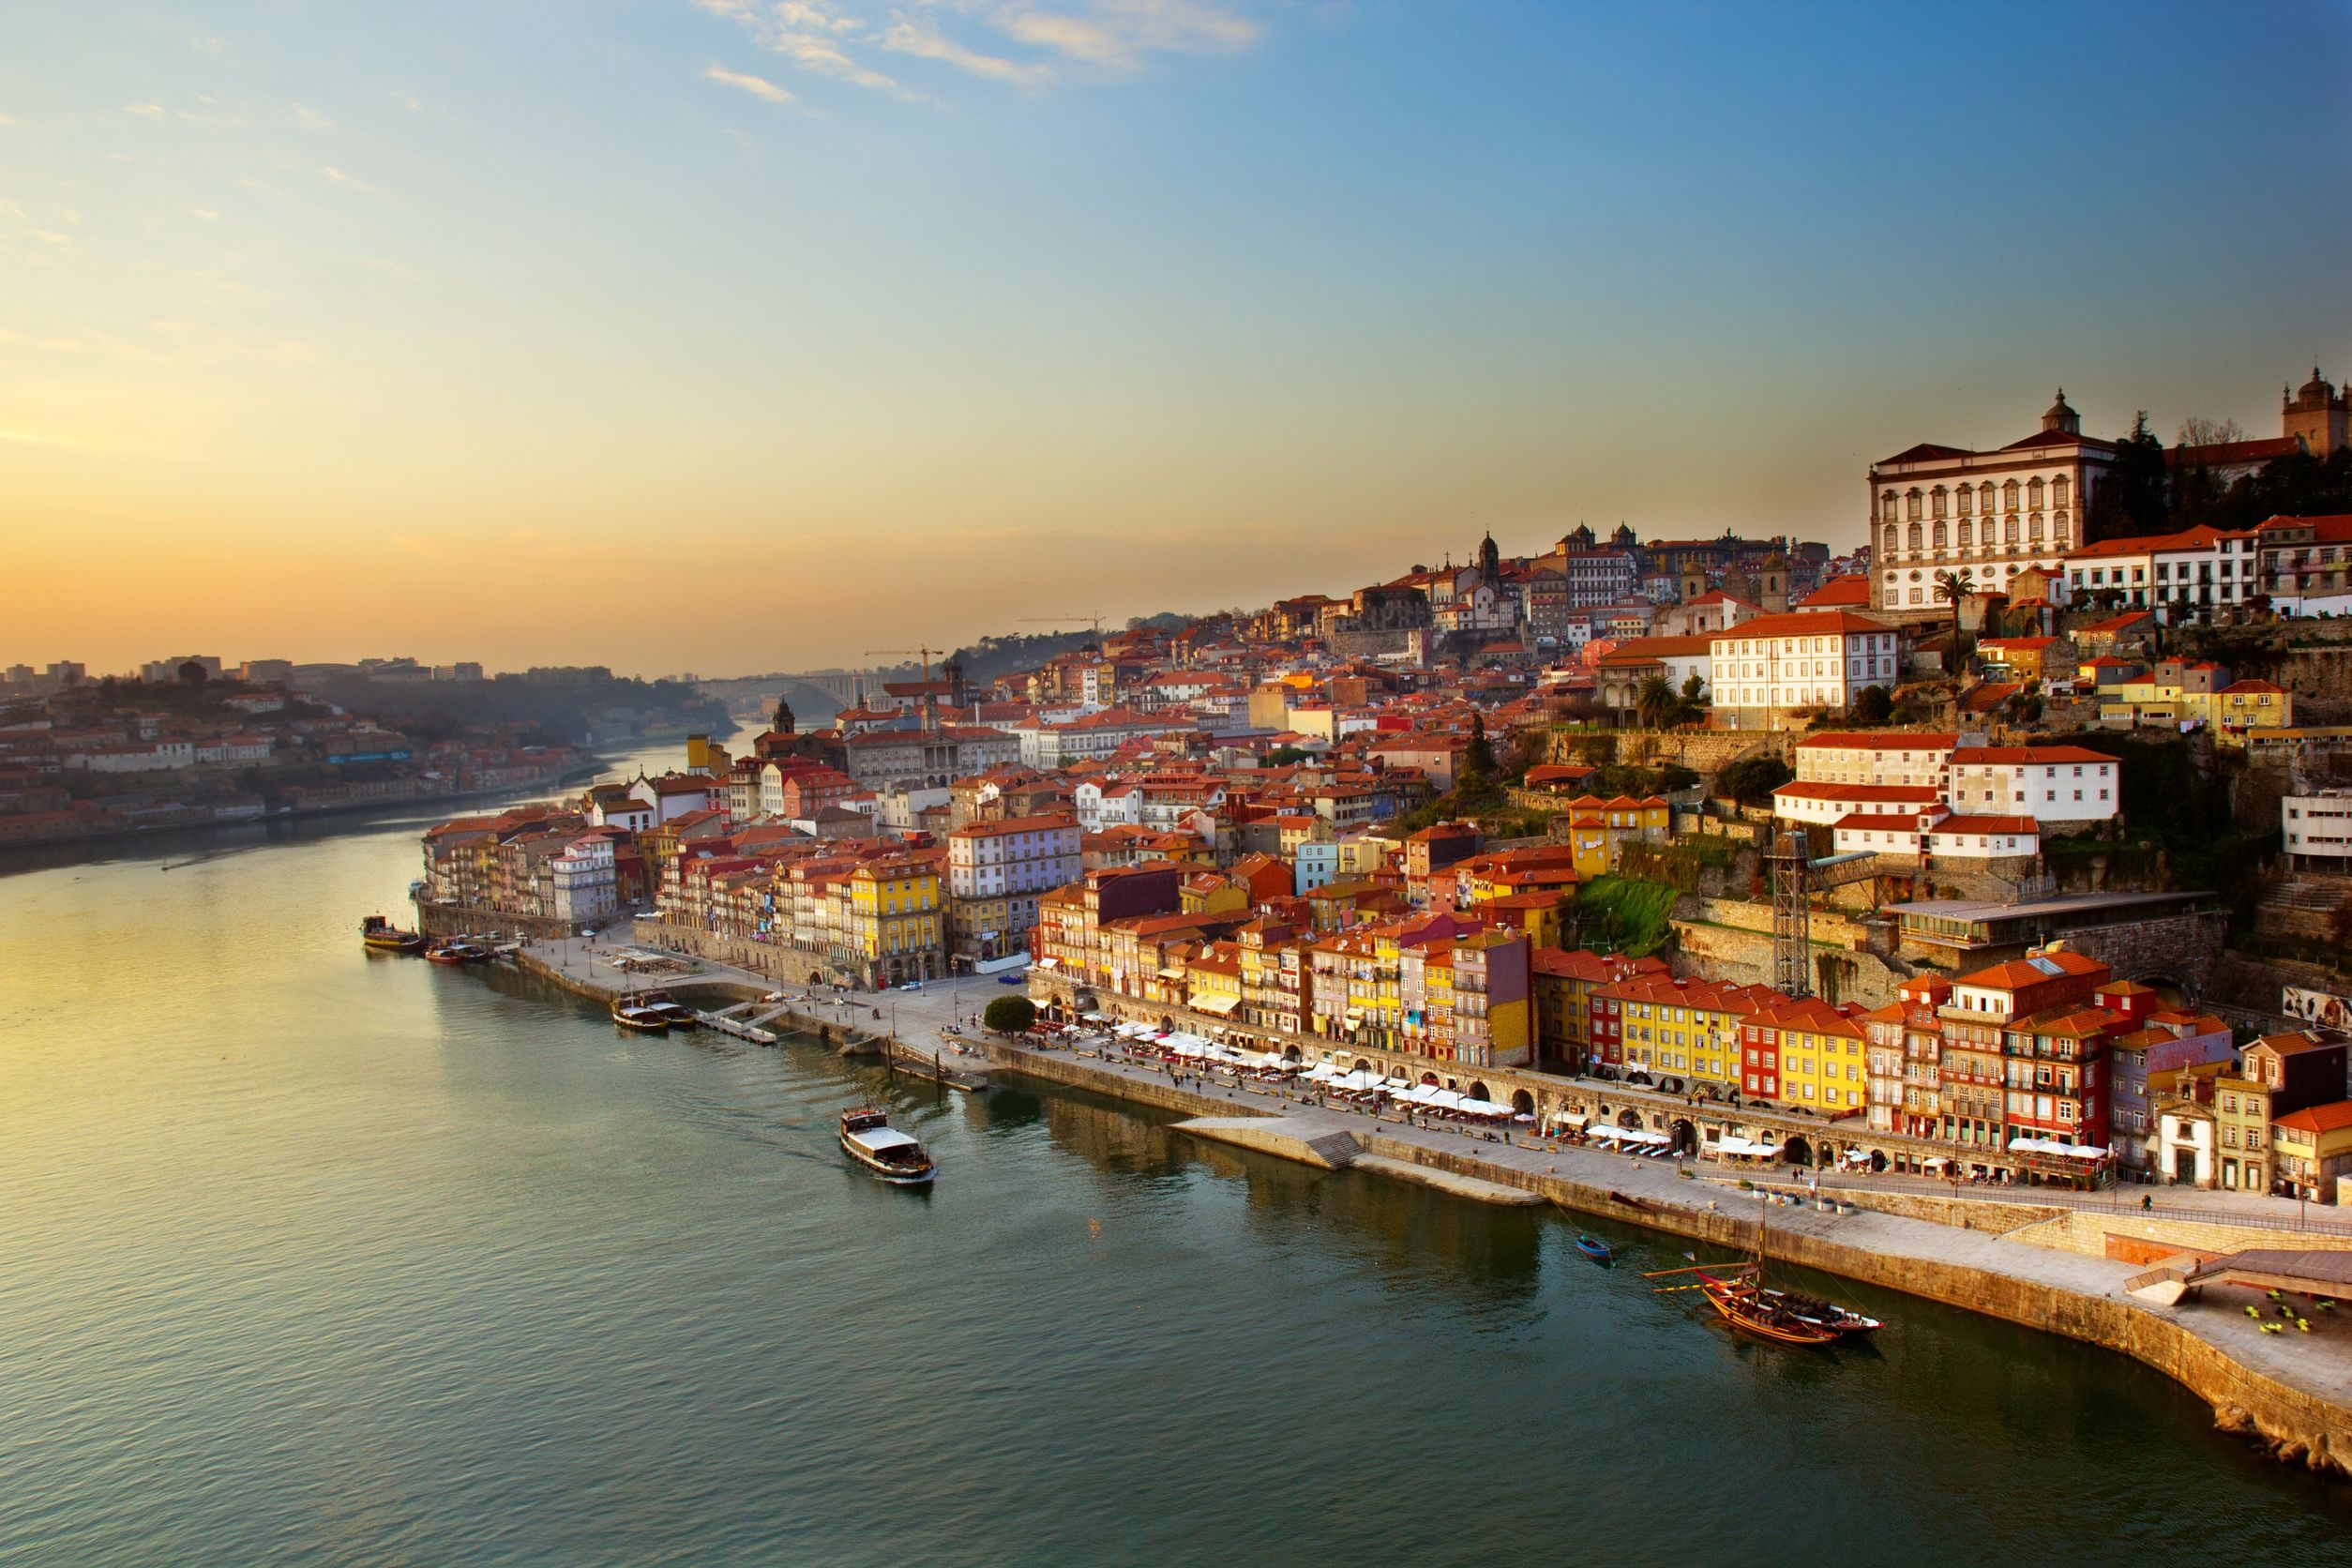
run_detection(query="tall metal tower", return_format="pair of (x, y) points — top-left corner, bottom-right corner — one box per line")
(1769, 829), (1813, 998)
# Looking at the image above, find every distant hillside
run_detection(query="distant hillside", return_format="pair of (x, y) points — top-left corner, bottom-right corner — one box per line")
(313, 674), (726, 746)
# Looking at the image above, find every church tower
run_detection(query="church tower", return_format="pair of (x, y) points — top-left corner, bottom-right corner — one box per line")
(2041, 389), (2081, 435)
(1477, 531), (1500, 580)
(2284, 368), (2349, 457)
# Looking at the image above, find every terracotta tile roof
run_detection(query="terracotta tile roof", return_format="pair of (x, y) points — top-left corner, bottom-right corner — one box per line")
(1949, 746), (2113, 765)
(1796, 731), (1958, 751)
(1709, 610), (1893, 641)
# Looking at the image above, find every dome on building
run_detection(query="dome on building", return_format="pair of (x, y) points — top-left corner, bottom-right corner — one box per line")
(2040, 388), (2080, 433)
(2298, 367), (2332, 401)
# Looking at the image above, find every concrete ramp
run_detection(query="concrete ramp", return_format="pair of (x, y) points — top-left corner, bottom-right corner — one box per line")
(1351, 1153), (1546, 1206)
(2123, 1252), (2204, 1305)
(1174, 1117), (1364, 1170)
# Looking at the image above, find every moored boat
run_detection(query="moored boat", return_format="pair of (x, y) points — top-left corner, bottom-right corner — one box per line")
(425, 941), (489, 965)
(839, 1107), (935, 1185)
(360, 914), (426, 953)
(1696, 1271), (1839, 1347)
(611, 998), (671, 1033)
(636, 989), (701, 1028)
(1575, 1234), (1614, 1262)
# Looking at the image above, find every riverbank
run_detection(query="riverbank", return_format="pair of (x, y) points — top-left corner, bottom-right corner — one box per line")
(481, 935), (2351, 1478)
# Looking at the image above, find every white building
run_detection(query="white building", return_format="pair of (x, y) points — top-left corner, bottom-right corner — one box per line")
(1791, 731), (1962, 791)
(550, 835), (619, 927)
(2061, 524), (2259, 621)
(1772, 780), (1942, 827)
(1010, 709), (1183, 767)
(1867, 391), (2110, 612)
(1944, 746), (2119, 825)
(2255, 513), (2352, 615)
(1706, 611), (1903, 726)
(1831, 807), (2040, 861)
(2284, 789), (2352, 873)
(946, 814), (1082, 904)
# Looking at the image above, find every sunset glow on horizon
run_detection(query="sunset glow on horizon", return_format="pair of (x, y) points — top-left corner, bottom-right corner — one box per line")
(5, 1), (2346, 675)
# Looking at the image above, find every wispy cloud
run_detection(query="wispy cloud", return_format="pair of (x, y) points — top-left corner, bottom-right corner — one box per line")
(319, 165), (376, 194)
(188, 206), (219, 220)
(126, 101), (167, 120)
(692, 1), (1265, 97)
(880, 19), (1049, 85)
(703, 62), (797, 105)
(292, 101), (333, 129)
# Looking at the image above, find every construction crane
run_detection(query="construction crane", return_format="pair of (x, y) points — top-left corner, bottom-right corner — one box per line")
(1768, 830), (1878, 998)
(863, 647), (943, 684)
(1018, 615), (1107, 641)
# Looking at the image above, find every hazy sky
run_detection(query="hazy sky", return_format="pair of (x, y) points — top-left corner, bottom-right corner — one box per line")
(5, 1), (2347, 677)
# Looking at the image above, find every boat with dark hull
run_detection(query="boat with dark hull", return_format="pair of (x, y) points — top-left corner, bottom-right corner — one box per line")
(611, 997), (671, 1033)
(839, 1107), (935, 1186)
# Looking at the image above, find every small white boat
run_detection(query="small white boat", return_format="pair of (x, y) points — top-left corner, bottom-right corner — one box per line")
(839, 1107), (935, 1185)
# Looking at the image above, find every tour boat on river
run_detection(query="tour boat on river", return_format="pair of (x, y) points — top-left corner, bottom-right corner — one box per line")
(839, 1108), (936, 1186)
(635, 989), (701, 1028)
(360, 914), (426, 954)
(611, 997), (671, 1033)
(425, 940), (490, 965)
(1696, 1270), (1840, 1346)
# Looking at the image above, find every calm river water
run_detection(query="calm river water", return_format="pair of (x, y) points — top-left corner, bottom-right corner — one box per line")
(3, 746), (2346, 1565)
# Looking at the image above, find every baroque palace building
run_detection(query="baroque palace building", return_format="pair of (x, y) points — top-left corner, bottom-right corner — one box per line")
(1866, 391), (2113, 613)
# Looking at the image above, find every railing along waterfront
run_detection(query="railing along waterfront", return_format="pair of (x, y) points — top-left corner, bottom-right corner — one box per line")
(1793, 1170), (2352, 1239)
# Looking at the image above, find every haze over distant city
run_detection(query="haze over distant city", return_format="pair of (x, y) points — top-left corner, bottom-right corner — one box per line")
(4, 0), (2346, 676)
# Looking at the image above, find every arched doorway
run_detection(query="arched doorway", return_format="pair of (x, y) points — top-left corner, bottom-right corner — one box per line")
(1618, 1108), (1643, 1130)
(1353, 1058), (1372, 1075)
(1421, 1072), (1440, 1085)
(1868, 1149), (1889, 1173)
(1161, 1015), (1176, 1032)
(1671, 1117), (1696, 1154)
(1469, 1081), (1491, 1104)
(1512, 1090), (1536, 1117)
(1782, 1134), (1812, 1166)
(1283, 1045), (1302, 1063)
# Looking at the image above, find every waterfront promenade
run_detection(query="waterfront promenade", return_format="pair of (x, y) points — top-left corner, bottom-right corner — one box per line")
(494, 931), (2351, 1472)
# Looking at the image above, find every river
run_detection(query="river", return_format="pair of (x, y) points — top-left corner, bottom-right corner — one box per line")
(3, 739), (2345, 1564)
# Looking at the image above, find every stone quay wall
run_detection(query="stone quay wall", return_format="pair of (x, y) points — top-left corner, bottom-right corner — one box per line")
(415, 897), (574, 942)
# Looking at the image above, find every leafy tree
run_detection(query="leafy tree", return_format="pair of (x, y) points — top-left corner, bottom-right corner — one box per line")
(1265, 746), (1310, 765)
(1678, 673), (1711, 728)
(1851, 685), (1892, 725)
(983, 996), (1037, 1034)
(2083, 412), (2168, 542)
(1715, 755), (1794, 807)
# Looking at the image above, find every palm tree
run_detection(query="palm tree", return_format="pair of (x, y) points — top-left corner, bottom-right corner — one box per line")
(1635, 673), (1675, 730)
(1933, 568), (1972, 655)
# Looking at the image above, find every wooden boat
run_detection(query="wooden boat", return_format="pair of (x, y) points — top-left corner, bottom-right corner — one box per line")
(1575, 1234), (1614, 1262)
(1696, 1271), (1839, 1346)
(360, 914), (425, 953)
(611, 997), (670, 1033)
(1754, 1285), (1883, 1337)
(635, 989), (701, 1028)
(839, 1108), (935, 1185)
(425, 941), (488, 965)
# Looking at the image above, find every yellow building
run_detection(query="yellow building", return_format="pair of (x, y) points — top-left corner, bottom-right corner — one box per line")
(1752, 998), (1869, 1114)
(2272, 1102), (2352, 1204)
(1596, 973), (1763, 1089)
(2101, 670), (2293, 739)
(848, 857), (943, 987)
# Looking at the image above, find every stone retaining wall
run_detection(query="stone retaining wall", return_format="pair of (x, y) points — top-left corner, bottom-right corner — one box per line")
(415, 897), (573, 942)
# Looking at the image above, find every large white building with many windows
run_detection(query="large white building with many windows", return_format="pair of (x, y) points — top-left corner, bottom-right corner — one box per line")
(1705, 611), (1902, 727)
(1866, 391), (2114, 613)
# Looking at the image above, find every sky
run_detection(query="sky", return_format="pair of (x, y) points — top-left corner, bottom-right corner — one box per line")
(4, 1), (2348, 678)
